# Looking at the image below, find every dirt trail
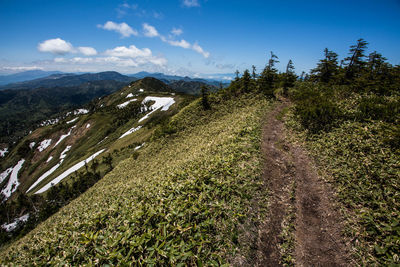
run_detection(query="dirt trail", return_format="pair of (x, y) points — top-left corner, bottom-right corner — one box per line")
(254, 100), (351, 266)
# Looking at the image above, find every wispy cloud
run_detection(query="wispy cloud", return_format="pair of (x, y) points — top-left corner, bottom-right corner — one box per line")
(167, 39), (191, 49)
(38, 38), (74, 55)
(142, 23), (210, 58)
(97, 21), (138, 38)
(171, 27), (183, 36)
(182, 0), (200, 7)
(1, 66), (44, 71)
(192, 42), (210, 58)
(116, 2), (163, 19)
(142, 23), (159, 37)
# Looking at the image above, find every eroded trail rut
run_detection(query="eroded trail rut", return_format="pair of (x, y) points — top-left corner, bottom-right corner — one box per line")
(254, 100), (351, 266)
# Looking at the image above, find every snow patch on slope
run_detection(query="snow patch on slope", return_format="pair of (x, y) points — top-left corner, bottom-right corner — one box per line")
(37, 139), (52, 152)
(1, 159), (25, 200)
(27, 146), (72, 193)
(126, 93), (134, 98)
(1, 214), (29, 232)
(138, 96), (175, 122)
(54, 126), (75, 147)
(117, 99), (137, 109)
(67, 117), (78, 124)
(0, 148), (8, 157)
(35, 149), (106, 194)
(119, 126), (142, 139)
(0, 168), (13, 184)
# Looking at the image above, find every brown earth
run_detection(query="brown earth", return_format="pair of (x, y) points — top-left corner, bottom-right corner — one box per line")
(250, 99), (352, 266)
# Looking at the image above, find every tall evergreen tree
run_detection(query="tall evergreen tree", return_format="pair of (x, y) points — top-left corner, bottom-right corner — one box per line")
(200, 85), (211, 110)
(343, 38), (368, 80)
(259, 51), (279, 97)
(311, 48), (339, 83)
(252, 65), (257, 79)
(242, 69), (251, 92)
(283, 60), (296, 96)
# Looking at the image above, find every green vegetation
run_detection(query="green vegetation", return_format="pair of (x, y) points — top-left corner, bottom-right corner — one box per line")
(286, 39), (400, 265)
(0, 91), (270, 265)
(0, 38), (399, 265)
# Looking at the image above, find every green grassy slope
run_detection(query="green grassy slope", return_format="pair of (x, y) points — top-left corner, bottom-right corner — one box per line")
(0, 94), (270, 265)
(286, 85), (400, 265)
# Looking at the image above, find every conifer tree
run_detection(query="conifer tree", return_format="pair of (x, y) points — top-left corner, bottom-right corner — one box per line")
(259, 51), (279, 97)
(242, 69), (251, 92)
(200, 85), (211, 110)
(343, 38), (368, 80)
(311, 48), (339, 83)
(283, 59), (296, 96)
(252, 65), (257, 79)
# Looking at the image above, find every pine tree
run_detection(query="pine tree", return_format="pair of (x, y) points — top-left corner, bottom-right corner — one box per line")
(283, 60), (296, 96)
(242, 69), (251, 92)
(311, 48), (339, 83)
(252, 65), (257, 79)
(258, 51), (279, 97)
(200, 85), (211, 110)
(344, 38), (368, 80)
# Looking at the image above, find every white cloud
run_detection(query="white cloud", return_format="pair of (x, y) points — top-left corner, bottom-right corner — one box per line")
(182, 0), (200, 7)
(98, 21), (138, 38)
(78, 47), (97, 56)
(104, 45), (152, 58)
(168, 39), (191, 49)
(1, 66), (44, 71)
(142, 23), (159, 37)
(171, 27), (183, 36)
(192, 42), (210, 58)
(38, 38), (74, 55)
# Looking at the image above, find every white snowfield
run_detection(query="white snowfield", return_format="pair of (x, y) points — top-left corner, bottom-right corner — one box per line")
(74, 109), (89, 115)
(1, 214), (29, 232)
(54, 126), (75, 147)
(35, 149), (106, 194)
(117, 99), (137, 109)
(1, 159), (25, 200)
(40, 118), (59, 127)
(139, 88), (144, 92)
(134, 143), (145, 150)
(0, 148), (8, 157)
(0, 167), (13, 184)
(46, 156), (53, 163)
(27, 146), (72, 193)
(86, 123), (91, 129)
(37, 139), (52, 152)
(29, 142), (36, 149)
(138, 96), (175, 122)
(126, 93), (134, 98)
(67, 117), (78, 124)
(119, 126), (142, 139)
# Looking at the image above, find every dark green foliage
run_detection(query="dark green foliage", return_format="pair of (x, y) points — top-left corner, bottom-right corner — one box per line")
(357, 95), (400, 123)
(259, 51), (279, 97)
(311, 48), (339, 83)
(102, 154), (113, 171)
(294, 88), (341, 133)
(242, 69), (251, 93)
(343, 38), (369, 81)
(200, 85), (211, 110)
(282, 60), (297, 96)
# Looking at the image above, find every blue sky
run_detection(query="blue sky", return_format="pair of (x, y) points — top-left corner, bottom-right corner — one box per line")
(1, 0), (399, 79)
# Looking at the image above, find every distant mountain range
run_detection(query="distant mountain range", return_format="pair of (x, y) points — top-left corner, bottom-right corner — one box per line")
(0, 70), (63, 86)
(0, 70), (230, 90)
